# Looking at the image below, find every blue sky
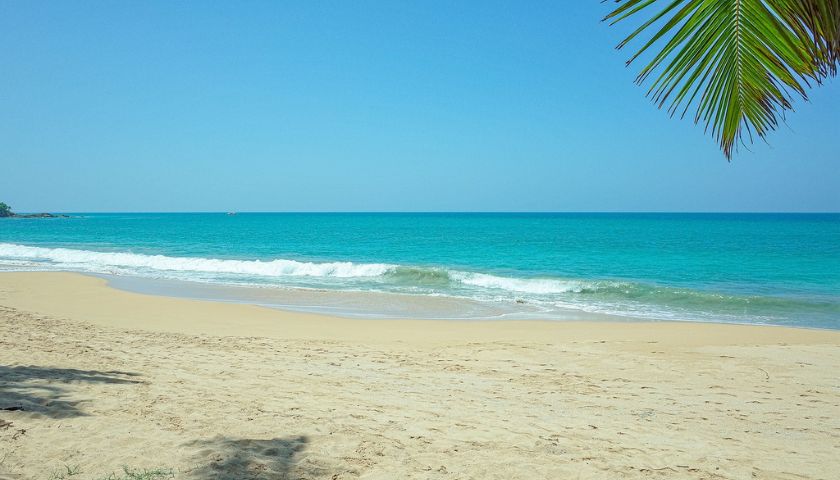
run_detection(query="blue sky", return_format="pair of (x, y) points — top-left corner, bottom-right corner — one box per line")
(1, 1), (838, 212)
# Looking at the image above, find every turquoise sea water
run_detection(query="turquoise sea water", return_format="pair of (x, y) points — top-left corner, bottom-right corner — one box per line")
(1, 213), (838, 328)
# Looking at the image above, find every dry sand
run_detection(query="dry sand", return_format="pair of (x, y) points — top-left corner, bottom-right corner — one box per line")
(1, 272), (839, 479)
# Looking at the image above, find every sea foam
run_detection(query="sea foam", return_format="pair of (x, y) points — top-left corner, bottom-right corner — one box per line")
(449, 271), (593, 294)
(0, 242), (600, 295)
(0, 243), (390, 278)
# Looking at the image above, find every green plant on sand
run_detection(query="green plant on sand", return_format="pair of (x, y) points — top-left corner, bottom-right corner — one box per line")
(0, 202), (12, 217)
(47, 465), (81, 480)
(98, 466), (175, 480)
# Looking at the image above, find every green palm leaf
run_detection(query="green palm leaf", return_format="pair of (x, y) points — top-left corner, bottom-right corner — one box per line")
(605, 0), (840, 159)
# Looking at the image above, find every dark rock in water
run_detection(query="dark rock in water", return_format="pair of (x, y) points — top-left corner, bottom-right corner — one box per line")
(9, 213), (69, 218)
(0, 203), (67, 218)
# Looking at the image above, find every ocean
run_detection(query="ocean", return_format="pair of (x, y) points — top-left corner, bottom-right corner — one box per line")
(1, 212), (838, 329)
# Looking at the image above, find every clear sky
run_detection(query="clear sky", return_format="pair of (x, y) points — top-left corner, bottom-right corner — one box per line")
(1, 1), (838, 212)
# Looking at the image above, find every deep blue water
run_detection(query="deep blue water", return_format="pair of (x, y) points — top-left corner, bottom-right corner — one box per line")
(1, 213), (838, 328)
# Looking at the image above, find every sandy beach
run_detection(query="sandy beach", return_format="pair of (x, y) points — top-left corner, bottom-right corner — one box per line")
(1, 271), (839, 479)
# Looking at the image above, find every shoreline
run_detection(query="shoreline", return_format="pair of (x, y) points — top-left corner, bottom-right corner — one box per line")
(97, 271), (605, 322)
(2, 271), (839, 344)
(98, 272), (840, 332)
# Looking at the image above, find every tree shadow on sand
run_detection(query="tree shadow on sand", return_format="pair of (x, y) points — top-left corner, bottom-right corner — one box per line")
(0, 365), (142, 418)
(184, 436), (329, 480)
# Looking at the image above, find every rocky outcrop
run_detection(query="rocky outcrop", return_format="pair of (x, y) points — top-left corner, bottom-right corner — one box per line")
(9, 213), (70, 218)
(1, 202), (70, 218)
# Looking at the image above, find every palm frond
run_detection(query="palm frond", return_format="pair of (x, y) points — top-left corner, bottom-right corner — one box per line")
(605, 0), (840, 159)
(783, 0), (840, 76)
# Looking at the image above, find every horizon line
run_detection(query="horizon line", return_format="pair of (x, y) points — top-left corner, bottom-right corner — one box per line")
(9, 210), (840, 215)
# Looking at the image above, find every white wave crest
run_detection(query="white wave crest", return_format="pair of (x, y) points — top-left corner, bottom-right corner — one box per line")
(0, 243), (614, 298)
(450, 271), (593, 294)
(0, 243), (391, 278)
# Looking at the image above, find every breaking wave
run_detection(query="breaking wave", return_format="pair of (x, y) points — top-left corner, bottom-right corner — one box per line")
(0, 243), (391, 278)
(0, 243), (610, 295)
